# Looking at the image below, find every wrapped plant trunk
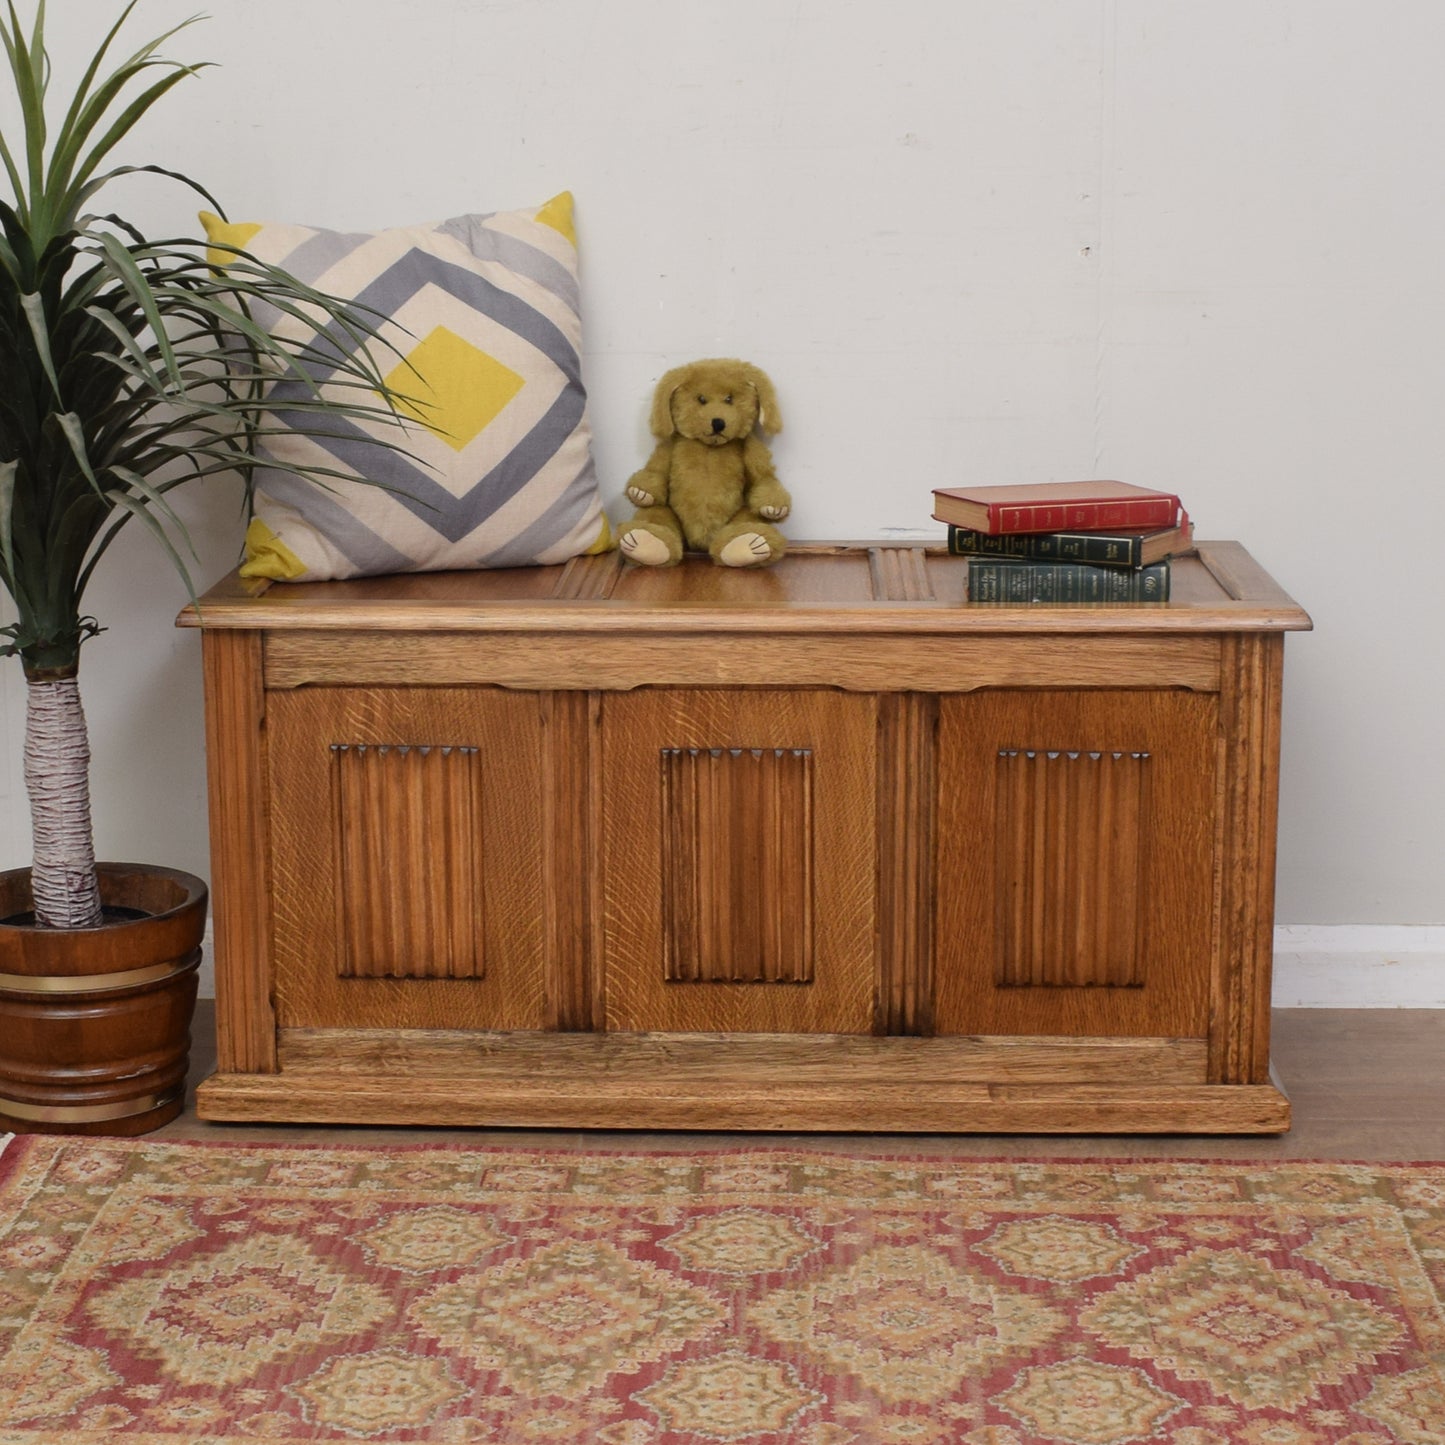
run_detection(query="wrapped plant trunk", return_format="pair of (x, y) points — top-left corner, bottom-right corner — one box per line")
(22, 674), (102, 927)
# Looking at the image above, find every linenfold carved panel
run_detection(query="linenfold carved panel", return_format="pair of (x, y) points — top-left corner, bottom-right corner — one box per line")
(661, 747), (815, 984)
(330, 744), (484, 980)
(995, 749), (1150, 989)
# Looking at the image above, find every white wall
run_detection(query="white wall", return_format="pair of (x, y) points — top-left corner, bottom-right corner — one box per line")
(4, 2), (1443, 949)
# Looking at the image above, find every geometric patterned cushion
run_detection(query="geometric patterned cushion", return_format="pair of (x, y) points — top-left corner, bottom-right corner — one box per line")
(200, 193), (613, 582)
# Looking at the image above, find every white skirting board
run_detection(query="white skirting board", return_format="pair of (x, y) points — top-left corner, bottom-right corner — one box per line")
(193, 926), (1445, 1008)
(1271, 925), (1445, 1008)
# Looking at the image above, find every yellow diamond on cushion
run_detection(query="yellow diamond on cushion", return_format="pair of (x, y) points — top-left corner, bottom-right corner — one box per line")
(384, 327), (525, 452)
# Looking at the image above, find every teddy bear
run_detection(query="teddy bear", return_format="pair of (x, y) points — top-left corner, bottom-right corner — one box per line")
(617, 358), (791, 568)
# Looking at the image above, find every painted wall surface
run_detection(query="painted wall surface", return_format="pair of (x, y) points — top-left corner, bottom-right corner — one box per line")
(2, 0), (1443, 932)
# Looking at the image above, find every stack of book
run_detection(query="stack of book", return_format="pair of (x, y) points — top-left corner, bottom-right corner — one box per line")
(931, 480), (1194, 603)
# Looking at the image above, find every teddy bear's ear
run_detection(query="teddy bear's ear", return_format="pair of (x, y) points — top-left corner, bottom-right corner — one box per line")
(649, 365), (692, 439)
(744, 363), (782, 434)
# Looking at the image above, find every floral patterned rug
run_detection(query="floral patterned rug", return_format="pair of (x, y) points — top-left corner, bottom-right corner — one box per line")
(0, 1137), (1443, 1444)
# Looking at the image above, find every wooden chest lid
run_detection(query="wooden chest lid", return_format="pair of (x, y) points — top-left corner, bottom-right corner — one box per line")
(178, 541), (1310, 635)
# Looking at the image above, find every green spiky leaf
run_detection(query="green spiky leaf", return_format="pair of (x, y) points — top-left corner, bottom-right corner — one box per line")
(1, 1), (420, 924)
(1, 1), (414, 684)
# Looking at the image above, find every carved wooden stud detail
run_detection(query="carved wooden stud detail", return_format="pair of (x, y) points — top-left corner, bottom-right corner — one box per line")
(995, 748), (1150, 989)
(330, 744), (484, 980)
(661, 747), (814, 984)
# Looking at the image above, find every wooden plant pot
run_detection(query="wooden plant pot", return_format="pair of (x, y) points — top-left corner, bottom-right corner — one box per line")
(0, 863), (207, 1135)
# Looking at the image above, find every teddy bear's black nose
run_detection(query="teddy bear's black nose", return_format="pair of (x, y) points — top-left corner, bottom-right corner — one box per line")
(711, 417), (726, 434)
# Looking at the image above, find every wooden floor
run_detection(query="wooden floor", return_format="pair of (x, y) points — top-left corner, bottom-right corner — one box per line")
(155, 1006), (1445, 1158)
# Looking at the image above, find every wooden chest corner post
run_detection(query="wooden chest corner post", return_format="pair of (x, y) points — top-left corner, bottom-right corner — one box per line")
(200, 628), (278, 1074)
(1209, 630), (1287, 1088)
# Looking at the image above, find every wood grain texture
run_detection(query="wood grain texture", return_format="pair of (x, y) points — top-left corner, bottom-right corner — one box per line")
(266, 688), (547, 1031)
(994, 749), (1149, 988)
(195, 1074), (1290, 1133)
(550, 552), (622, 600)
(180, 543), (1311, 635)
(330, 744), (484, 980)
(1210, 633), (1286, 1084)
(272, 1027), (1211, 1084)
(178, 1009), (1445, 1158)
(194, 1029), (1285, 1133)
(868, 545), (935, 601)
(661, 748), (815, 984)
(542, 691), (601, 1030)
(875, 693), (936, 1034)
(1195, 541), (1305, 610)
(935, 690), (1218, 1039)
(602, 690), (876, 1034)
(200, 631), (277, 1073)
(263, 631), (1225, 693)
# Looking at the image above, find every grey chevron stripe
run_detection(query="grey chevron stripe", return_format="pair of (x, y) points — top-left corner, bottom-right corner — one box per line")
(460, 385), (588, 532)
(438, 215), (580, 317)
(297, 246), (582, 384)
(262, 248), (587, 543)
(235, 229), (376, 334)
(276, 227), (375, 286)
(266, 378), (586, 546)
(476, 455), (602, 567)
(256, 467), (417, 576)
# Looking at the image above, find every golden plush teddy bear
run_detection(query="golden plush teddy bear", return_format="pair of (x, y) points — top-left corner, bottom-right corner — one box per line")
(617, 358), (790, 567)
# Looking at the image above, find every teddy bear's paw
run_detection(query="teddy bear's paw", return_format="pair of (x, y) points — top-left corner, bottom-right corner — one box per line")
(626, 484), (656, 507)
(619, 528), (674, 566)
(758, 504), (790, 521)
(718, 532), (776, 568)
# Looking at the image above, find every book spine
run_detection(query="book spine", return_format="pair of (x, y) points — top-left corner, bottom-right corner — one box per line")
(947, 526), (1144, 567)
(967, 559), (1171, 604)
(987, 497), (1178, 535)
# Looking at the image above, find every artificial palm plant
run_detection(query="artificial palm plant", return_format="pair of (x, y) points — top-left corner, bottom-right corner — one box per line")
(1, 2), (407, 929)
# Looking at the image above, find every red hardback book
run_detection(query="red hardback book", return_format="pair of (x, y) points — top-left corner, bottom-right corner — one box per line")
(932, 480), (1183, 536)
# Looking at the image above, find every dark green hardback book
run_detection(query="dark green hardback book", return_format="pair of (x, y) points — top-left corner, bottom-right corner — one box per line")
(947, 521), (1192, 568)
(968, 558), (1171, 604)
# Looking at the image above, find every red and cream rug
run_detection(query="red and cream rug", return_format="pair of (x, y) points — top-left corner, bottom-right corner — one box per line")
(1, 1137), (1443, 1443)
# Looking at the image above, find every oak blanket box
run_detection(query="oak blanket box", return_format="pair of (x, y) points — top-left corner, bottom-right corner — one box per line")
(180, 541), (1311, 1132)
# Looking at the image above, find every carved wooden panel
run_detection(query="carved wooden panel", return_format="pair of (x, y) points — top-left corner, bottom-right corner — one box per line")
(934, 689), (1218, 1040)
(661, 747), (814, 984)
(602, 689), (876, 1034)
(994, 749), (1149, 989)
(331, 744), (483, 980)
(265, 687), (548, 1031)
